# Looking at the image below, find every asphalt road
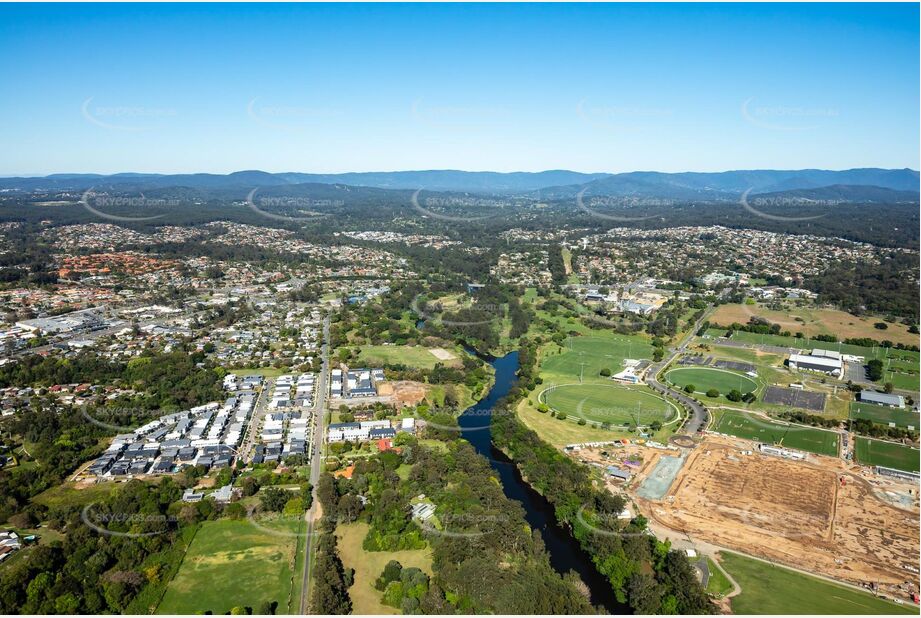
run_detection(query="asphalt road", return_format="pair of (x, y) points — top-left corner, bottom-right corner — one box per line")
(299, 313), (331, 614)
(239, 377), (273, 460)
(644, 308), (713, 435)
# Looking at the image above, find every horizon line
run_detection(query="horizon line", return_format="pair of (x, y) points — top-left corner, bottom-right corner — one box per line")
(2, 166), (919, 179)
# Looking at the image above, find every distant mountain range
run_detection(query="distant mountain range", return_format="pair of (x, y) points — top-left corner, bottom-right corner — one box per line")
(1, 168), (917, 202)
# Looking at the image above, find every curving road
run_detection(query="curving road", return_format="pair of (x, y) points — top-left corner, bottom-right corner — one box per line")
(644, 307), (713, 435)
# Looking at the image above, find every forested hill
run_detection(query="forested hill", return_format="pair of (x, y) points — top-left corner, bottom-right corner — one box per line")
(1, 167), (917, 196)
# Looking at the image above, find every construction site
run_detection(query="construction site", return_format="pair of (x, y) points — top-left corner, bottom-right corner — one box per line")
(567, 434), (920, 601)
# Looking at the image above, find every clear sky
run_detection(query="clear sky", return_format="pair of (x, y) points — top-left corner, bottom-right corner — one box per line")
(1, 3), (918, 175)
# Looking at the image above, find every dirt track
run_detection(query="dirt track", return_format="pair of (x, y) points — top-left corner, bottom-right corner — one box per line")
(628, 436), (919, 598)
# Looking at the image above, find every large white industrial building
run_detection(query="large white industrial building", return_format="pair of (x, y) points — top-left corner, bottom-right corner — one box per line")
(788, 349), (843, 377)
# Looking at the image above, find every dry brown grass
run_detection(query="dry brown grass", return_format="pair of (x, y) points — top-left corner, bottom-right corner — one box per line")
(711, 303), (918, 345)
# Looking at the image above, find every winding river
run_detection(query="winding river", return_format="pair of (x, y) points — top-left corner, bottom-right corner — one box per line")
(457, 350), (625, 613)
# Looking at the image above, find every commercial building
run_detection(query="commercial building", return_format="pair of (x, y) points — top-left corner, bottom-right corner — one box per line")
(758, 443), (807, 461)
(788, 351), (843, 377)
(875, 466), (920, 483)
(860, 390), (906, 409)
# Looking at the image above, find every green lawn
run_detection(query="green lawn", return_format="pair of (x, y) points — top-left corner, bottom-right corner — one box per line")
(541, 383), (677, 427)
(705, 557), (733, 598)
(156, 518), (301, 615)
(711, 409), (839, 456)
(854, 437), (920, 473)
(718, 550), (917, 614)
(354, 344), (460, 369)
(665, 367), (758, 395)
(849, 402), (919, 429)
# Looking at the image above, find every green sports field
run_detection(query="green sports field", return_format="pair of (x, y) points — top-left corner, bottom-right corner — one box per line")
(854, 437), (920, 473)
(665, 367), (758, 395)
(711, 409), (839, 456)
(849, 402), (920, 429)
(157, 518), (301, 614)
(541, 334), (654, 382)
(718, 551), (917, 614)
(883, 369), (920, 392)
(541, 383), (677, 427)
(720, 330), (921, 363)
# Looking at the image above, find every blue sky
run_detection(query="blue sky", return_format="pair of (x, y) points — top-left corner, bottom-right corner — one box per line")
(1, 3), (917, 175)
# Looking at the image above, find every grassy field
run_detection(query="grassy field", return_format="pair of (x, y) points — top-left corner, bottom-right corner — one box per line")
(717, 550), (917, 614)
(354, 344), (461, 369)
(854, 437), (920, 472)
(710, 303), (919, 347)
(233, 366), (289, 378)
(708, 329), (920, 364)
(335, 522), (432, 615)
(541, 334), (654, 384)
(665, 367), (758, 395)
(156, 518), (301, 615)
(882, 369), (920, 392)
(705, 557), (733, 598)
(541, 383), (677, 427)
(33, 481), (118, 509)
(516, 397), (629, 446)
(710, 409), (839, 456)
(849, 402), (920, 429)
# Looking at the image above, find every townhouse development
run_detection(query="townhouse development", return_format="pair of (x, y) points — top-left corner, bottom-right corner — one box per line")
(329, 367), (386, 399)
(327, 417), (415, 443)
(87, 396), (254, 478)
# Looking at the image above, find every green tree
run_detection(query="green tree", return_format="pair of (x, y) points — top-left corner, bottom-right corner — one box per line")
(260, 487), (289, 512)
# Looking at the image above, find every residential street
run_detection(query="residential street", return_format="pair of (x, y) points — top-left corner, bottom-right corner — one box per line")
(299, 313), (331, 614)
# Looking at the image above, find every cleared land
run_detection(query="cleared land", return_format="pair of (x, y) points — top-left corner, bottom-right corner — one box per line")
(428, 347), (456, 361)
(665, 367), (757, 395)
(157, 518), (300, 615)
(854, 437), (920, 473)
(33, 480), (117, 509)
(355, 344), (462, 369)
(711, 409), (839, 456)
(717, 550), (916, 614)
(233, 367), (289, 378)
(710, 303), (919, 347)
(636, 436), (919, 601)
(541, 383), (676, 427)
(335, 522), (432, 615)
(850, 402), (920, 429)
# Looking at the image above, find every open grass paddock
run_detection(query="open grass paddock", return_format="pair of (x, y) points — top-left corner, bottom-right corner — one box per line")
(157, 518), (301, 614)
(336, 522), (432, 615)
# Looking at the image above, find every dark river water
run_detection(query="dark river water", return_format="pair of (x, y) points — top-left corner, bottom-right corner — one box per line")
(457, 350), (625, 613)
